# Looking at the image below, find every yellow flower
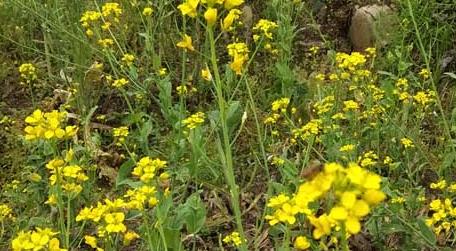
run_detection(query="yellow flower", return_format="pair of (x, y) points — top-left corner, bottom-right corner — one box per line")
(112, 78), (129, 88)
(222, 9), (242, 31)
(224, 0), (244, 10)
(176, 34), (195, 51)
(84, 235), (98, 248)
(142, 7), (153, 16)
(343, 100), (359, 112)
(121, 53), (135, 67)
(400, 137), (414, 148)
(178, 0), (199, 18)
(294, 236), (310, 250)
(204, 7), (217, 26)
(18, 63), (37, 81)
(339, 144), (356, 152)
(182, 112), (205, 129)
(201, 67), (212, 81)
(105, 212), (127, 233)
(419, 68), (431, 79)
(223, 231), (243, 247)
(123, 231), (140, 245)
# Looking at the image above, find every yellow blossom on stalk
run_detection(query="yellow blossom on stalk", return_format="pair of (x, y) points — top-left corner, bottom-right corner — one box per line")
(253, 19), (278, 40)
(430, 180), (446, 190)
(343, 100), (359, 112)
(80, 10), (102, 27)
(222, 9), (242, 31)
(105, 212), (126, 233)
(158, 68), (167, 76)
(176, 34), (195, 51)
(223, 231), (244, 247)
(294, 236), (311, 250)
(267, 162), (385, 241)
(112, 78), (129, 88)
(123, 231), (140, 245)
(84, 235), (99, 249)
(0, 204), (14, 221)
(365, 47), (376, 57)
(121, 53), (135, 67)
(271, 98), (290, 113)
(336, 52), (367, 71)
(413, 90), (435, 107)
(182, 112), (205, 129)
(98, 38), (114, 48)
(11, 228), (66, 251)
(396, 78), (409, 89)
(132, 157), (167, 183)
(102, 3), (122, 17)
(292, 119), (322, 141)
(340, 144), (356, 152)
(18, 63), (37, 82)
(419, 68), (431, 79)
(227, 42), (249, 75)
(113, 126), (129, 146)
(201, 67), (212, 81)
(24, 109), (77, 141)
(224, 0), (244, 10)
(391, 196), (405, 204)
(314, 73), (325, 81)
(204, 7), (217, 26)
(400, 137), (414, 148)
(142, 7), (153, 16)
(309, 46), (320, 55)
(176, 85), (188, 95)
(178, 0), (199, 18)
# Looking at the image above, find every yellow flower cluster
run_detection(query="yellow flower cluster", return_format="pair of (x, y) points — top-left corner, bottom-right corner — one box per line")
(45, 152), (88, 197)
(313, 96), (335, 115)
(400, 137), (415, 148)
(264, 98), (294, 125)
(18, 63), (37, 82)
(11, 228), (66, 251)
(112, 78), (129, 88)
(77, 156), (169, 248)
(291, 119), (322, 142)
(222, 231), (243, 247)
(80, 2), (122, 45)
(253, 19), (278, 54)
(132, 157), (167, 183)
(336, 52), (367, 72)
(178, 0), (244, 19)
(24, 109), (78, 141)
(266, 162), (385, 240)
(227, 42), (249, 75)
(176, 34), (195, 52)
(182, 112), (205, 129)
(425, 183), (456, 236)
(294, 236), (311, 250)
(113, 126), (129, 146)
(121, 53), (135, 67)
(0, 204), (14, 221)
(358, 151), (379, 168)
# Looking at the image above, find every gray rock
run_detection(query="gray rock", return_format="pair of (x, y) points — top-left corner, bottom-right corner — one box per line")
(349, 5), (395, 51)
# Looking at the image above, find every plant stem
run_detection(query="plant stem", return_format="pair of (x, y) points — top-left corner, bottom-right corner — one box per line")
(207, 27), (247, 251)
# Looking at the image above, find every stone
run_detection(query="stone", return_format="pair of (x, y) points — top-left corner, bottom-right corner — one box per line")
(349, 4), (394, 51)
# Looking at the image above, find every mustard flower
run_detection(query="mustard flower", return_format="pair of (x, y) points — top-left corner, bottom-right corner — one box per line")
(182, 112), (205, 129)
(294, 236), (311, 250)
(204, 7), (217, 26)
(224, 0), (244, 10)
(222, 9), (242, 31)
(178, 0), (199, 18)
(142, 7), (153, 16)
(176, 34), (195, 51)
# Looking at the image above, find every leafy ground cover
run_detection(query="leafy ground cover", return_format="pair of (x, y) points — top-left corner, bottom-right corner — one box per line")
(1, 0), (456, 250)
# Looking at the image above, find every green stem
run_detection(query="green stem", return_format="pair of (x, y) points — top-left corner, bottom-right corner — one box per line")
(207, 27), (247, 251)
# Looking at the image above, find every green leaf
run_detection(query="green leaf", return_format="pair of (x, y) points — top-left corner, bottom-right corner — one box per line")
(417, 218), (436, 245)
(115, 159), (135, 189)
(178, 192), (206, 234)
